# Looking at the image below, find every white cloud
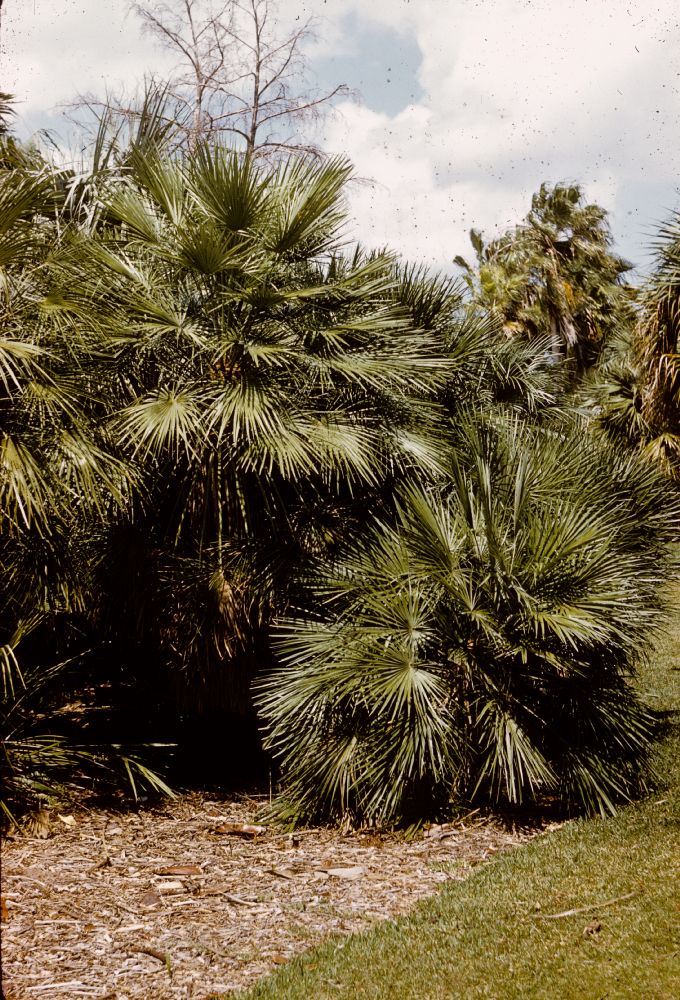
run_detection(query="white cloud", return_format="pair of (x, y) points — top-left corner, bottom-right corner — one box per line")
(311, 0), (680, 268)
(2, 0), (174, 114)
(3, 0), (680, 269)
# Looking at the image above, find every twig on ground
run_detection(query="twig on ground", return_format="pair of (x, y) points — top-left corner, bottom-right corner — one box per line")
(25, 982), (98, 994)
(267, 828), (322, 841)
(131, 945), (172, 976)
(438, 820), (487, 840)
(185, 936), (236, 960)
(532, 891), (638, 919)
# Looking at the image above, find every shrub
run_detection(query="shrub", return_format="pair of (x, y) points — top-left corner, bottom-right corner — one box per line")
(259, 417), (678, 826)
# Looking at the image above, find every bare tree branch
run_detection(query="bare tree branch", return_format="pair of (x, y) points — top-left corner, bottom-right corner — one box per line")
(128, 0), (349, 156)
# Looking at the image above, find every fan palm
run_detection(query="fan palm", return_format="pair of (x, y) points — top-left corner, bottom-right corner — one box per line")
(631, 211), (680, 476)
(259, 416), (677, 826)
(48, 146), (462, 732)
(456, 184), (634, 374)
(0, 120), (145, 818)
(0, 136), (129, 625)
(58, 147), (582, 750)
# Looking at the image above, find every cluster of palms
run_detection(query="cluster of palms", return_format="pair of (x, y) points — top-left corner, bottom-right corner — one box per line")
(1, 96), (677, 826)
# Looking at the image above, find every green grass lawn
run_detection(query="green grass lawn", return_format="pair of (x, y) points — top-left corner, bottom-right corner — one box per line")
(233, 587), (680, 1000)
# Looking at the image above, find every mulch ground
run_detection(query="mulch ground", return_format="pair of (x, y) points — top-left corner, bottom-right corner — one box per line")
(1, 793), (543, 999)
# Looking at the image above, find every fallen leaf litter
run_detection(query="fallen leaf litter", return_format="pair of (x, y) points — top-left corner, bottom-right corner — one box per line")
(2, 792), (538, 998)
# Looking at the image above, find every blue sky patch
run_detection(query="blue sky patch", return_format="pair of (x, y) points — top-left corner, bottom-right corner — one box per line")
(312, 13), (423, 117)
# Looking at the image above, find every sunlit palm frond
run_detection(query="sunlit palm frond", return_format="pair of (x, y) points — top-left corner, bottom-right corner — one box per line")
(267, 156), (352, 256)
(188, 143), (267, 235)
(116, 386), (205, 460)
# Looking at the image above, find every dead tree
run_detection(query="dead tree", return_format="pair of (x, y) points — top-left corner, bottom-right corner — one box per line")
(131, 0), (348, 154)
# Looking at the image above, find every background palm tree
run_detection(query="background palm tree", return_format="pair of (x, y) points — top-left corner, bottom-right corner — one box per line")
(632, 211), (680, 476)
(456, 183), (634, 375)
(585, 210), (680, 480)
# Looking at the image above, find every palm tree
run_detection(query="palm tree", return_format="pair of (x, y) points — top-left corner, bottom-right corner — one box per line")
(48, 146), (458, 758)
(0, 113), (148, 819)
(588, 211), (680, 480)
(0, 132), (127, 645)
(633, 211), (680, 476)
(259, 416), (677, 825)
(456, 184), (634, 374)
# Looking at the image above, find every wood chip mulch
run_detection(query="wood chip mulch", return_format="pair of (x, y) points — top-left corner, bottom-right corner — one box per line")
(1, 793), (543, 999)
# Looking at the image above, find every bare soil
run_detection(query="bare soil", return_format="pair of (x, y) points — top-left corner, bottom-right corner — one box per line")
(1, 793), (540, 999)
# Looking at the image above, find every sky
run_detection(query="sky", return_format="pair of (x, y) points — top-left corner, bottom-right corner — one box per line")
(2, 0), (680, 274)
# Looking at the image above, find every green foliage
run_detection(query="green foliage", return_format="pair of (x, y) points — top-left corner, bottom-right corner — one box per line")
(0, 105), (676, 832)
(457, 183), (634, 373)
(0, 644), (173, 826)
(631, 210), (680, 477)
(0, 105), (167, 820)
(259, 417), (678, 825)
(585, 333), (648, 445)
